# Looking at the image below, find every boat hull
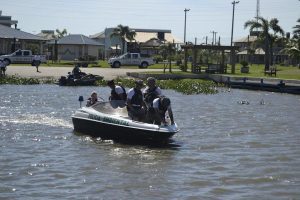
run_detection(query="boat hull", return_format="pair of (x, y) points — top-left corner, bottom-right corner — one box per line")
(72, 116), (177, 143)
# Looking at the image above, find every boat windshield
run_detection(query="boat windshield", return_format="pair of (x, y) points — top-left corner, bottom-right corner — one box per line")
(91, 101), (128, 117)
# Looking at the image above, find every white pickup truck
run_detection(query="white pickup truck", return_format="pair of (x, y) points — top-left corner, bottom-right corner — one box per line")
(0, 49), (47, 65)
(108, 53), (154, 68)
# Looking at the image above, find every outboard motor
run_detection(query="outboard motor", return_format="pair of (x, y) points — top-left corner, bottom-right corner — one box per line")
(78, 96), (84, 108)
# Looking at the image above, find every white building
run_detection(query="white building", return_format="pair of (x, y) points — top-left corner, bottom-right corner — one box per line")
(90, 28), (182, 58)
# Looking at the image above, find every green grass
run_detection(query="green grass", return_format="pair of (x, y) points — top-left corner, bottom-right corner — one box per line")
(227, 64), (300, 80)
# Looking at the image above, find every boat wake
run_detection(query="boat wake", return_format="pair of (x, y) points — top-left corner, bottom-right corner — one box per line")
(0, 114), (73, 128)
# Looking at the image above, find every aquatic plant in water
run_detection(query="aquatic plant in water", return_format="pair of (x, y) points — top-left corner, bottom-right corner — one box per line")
(0, 75), (55, 85)
(96, 78), (219, 95)
(157, 79), (219, 95)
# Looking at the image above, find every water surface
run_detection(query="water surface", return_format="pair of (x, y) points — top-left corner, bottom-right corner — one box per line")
(0, 85), (299, 199)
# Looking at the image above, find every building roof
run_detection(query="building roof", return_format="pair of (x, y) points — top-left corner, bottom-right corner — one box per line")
(0, 24), (45, 40)
(140, 38), (163, 47)
(234, 36), (257, 43)
(48, 34), (104, 45)
(90, 28), (182, 43)
(126, 32), (182, 43)
(36, 30), (56, 40)
(89, 31), (105, 39)
(237, 48), (265, 55)
(0, 11), (18, 27)
(255, 48), (265, 55)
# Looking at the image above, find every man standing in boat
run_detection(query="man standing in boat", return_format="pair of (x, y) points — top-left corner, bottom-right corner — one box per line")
(107, 80), (127, 101)
(127, 80), (147, 121)
(143, 77), (162, 107)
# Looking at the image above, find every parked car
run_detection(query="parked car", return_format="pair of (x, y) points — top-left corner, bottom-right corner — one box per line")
(0, 49), (47, 65)
(108, 53), (154, 68)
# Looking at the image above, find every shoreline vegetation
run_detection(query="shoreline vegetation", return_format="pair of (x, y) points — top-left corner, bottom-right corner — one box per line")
(0, 75), (220, 95)
(2, 62), (299, 95)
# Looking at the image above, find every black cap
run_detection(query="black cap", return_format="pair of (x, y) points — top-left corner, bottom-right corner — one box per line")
(161, 97), (171, 107)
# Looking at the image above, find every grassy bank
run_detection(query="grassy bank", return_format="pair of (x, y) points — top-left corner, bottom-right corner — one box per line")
(226, 64), (300, 80)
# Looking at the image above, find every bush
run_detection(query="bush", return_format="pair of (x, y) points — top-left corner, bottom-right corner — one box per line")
(153, 55), (163, 63)
(78, 55), (97, 61)
(240, 60), (248, 67)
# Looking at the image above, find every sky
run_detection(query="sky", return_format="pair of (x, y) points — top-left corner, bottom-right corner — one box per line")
(1, 0), (299, 45)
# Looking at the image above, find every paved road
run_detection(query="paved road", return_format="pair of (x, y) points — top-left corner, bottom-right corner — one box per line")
(6, 65), (162, 80)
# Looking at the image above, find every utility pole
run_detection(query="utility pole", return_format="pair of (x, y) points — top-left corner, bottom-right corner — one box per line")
(184, 8), (190, 44)
(211, 31), (215, 45)
(230, 0), (239, 74)
(214, 32), (218, 45)
(230, 1), (239, 46)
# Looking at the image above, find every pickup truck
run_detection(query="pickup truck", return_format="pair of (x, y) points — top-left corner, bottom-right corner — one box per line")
(108, 53), (154, 68)
(0, 49), (47, 65)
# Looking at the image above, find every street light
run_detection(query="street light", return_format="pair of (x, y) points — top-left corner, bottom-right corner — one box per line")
(184, 8), (190, 44)
(230, 1), (239, 46)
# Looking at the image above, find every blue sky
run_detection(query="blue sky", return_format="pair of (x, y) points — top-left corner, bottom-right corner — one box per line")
(1, 0), (299, 44)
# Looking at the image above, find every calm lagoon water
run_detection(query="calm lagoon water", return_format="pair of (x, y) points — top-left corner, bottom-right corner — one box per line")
(0, 85), (300, 199)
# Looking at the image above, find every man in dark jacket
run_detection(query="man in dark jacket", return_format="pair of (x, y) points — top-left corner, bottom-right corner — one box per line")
(126, 80), (146, 121)
(107, 80), (127, 101)
(143, 77), (162, 107)
(148, 96), (175, 125)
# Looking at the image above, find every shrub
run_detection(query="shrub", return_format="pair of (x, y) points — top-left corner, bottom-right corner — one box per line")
(240, 60), (248, 67)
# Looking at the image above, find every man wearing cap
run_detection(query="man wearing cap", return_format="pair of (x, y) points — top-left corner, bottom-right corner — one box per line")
(107, 80), (127, 101)
(148, 96), (175, 125)
(126, 80), (146, 121)
(143, 77), (162, 107)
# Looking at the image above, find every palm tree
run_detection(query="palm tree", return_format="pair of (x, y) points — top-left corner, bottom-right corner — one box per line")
(293, 18), (300, 37)
(281, 38), (300, 65)
(55, 28), (68, 38)
(244, 17), (284, 70)
(110, 25), (136, 54)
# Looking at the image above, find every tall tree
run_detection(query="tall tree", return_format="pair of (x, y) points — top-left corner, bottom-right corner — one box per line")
(55, 28), (68, 38)
(244, 17), (284, 70)
(160, 42), (176, 73)
(110, 25), (136, 54)
(293, 18), (300, 38)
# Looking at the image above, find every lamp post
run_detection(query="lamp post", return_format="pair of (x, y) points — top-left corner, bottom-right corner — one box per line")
(230, 1), (239, 74)
(184, 8), (190, 44)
